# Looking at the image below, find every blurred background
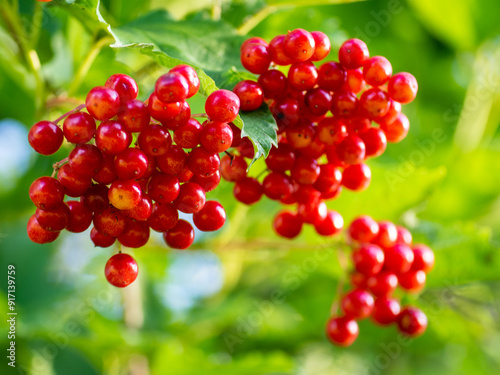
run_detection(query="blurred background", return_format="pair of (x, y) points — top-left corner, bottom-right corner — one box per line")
(0, 0), (499, 374)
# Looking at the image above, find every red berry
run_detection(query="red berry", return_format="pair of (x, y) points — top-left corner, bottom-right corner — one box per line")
(342, 163), (371, 191)
(331, 91), (358, 118)
(339, 38), (369, 69)
(93, 206), (126, 237)
(28, 121), (63, 155)
(125, 194), (153, 221)
(372, 221), (398, 249)
(342, 68), (365, 93)
(90, 227), (116, 248)
(341, 289), (374, 319)
(298, 200), (327, 225)
(27, 215), (60, 244)
(397, 307), (427, 337)
(156, 145), (187, 175)
(271, 98), (300, 127)
(336, 135), (366, 165)
(371, 297), (401, 325)
(241, 44), (271, 74)
(113, 148), (149, 180)
(66, 200), (93, 233)
(191, 170), (221, 193)
(317, 117), (347, 146)
(283, 29), (315, 62)
(360, 88), (391, 119)
(314, 210), (343, 236)
(381, 112), (409, 143)
(388, 72), (418, 104)
(288, 62), (318, 91)
(86, 86), (121, 120)
(170, 65), (200, 98)
(398, 270), (426, 292)
(265, 144), (295, 172)
(63, 112), (96, 144)
(155, 72), (189, 103)
(205, 90), (240, 123)
(105, 74), (138, 103)
(326, 316), (359, 347)
(118, 219), (150, 248)
(68, 144), (103, 177)
(349, 215), (379, 243)
(187, 147), (220, 177)
(352, 244), (385, 276)
(104, 253), (138, 287)
(396, 226), (413, 246)
(148, 93), (182, 124)
(241, 37), (268, 52)
(57, 164), (92, 197)
(273, 210), (303, 239)
(95, 121), (131, 155)
(35, 204), (70, 232)
(317, 62), (346, 91)
(174, 182), (206, 214)
(193, 200), (226, 231)
(291, 156), (320, 184)
(384, 244), (414, 274)
(258, 69), (288, 99)
(367, 272), (398, 296)
(173, 118), (203, 149)
(363, 56), (392, 86)
(200, 121), (233, 153)
(286, 121), (315, 149)
(313, 164), (342, 193)
(233, 80), (264, 111)
(411, 244), (435, 273)
(108, 179), (142, 210)
(263, 172), (293, 200)
(304, 88), (331, 116)
(117, 99), (150, 133)
(233, 177), (263, 204)
(147, 173), (180, 204)
(137, 125), (172, 157)
(360, 128), (387, 158)
(268, 35), (294, 66)
(220, 155), (247, 182)
(81, 184), (109, 212)
(147, 202), (178, 232)
(310, 31), (331, 61)
(29, 176), (65, 210)
(164, 219), (194, 249)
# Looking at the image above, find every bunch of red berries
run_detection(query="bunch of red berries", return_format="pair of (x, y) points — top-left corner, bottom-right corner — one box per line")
(224, 30), (417, 239)
(326, 216), (434, 346)
(27, 66), (241, 287)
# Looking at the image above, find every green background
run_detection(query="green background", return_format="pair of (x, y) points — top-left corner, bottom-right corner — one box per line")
(0, 0), (499, 374)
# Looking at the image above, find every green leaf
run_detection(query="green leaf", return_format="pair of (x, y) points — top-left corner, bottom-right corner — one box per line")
(266, 0), (366, 5)
(240, 106), (278, 164)
(54, 0), (108, 34)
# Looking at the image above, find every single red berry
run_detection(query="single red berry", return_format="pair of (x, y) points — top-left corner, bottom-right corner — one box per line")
(86, 86), (121, 120)
(310, 31), (331, 61)
(148, 93), (182, 124)
(341, 289), (375, 320)
(286, 120), (315, 149)
(205, 90), (240, 123)
(372, 221), (398, 249)
(90, 227), (116, 248)
(297, 200), (328, 225)
(156, 145), (187, 175)
(263, 172), (293, 200)
(411, 244), (435, 273)
(66, 200), (93, 233)
(113, 148), (149, 180)
(397, 307), (427, 337)
(342, 68), (365, 94)
(236, 137), (255, 159)
(294, 184), (321, 205)
(388, 72), (418, 104)
(174, 182), (206, 214)
(233, 80), (264, 111)
(363, 56), (392, 86)
(336, 135), (366, 165)
(366, 272), (398, 296)
(68, 144), (103, 177)
(125, 194), (153, 221)
(271, 98), (301, 128)
(104, 253), (138, 287)
(200, 120), (233, 153)
(352, 244), (385, 276)
(273, 210), (303, 239)
(396, 226), (413, 246)
(117, 99), (150, 133)
(258, 69), (288, 99)
(220, 155), (247, 182)
(291, 156), (320, 185)
(137, 124), (172, 157)
(288, 62), (318, 91)
(63, 112), (96, 144)
(164, 219), (195, 249)
(314, 210), (344, 236)
(349, 215), (379, 243)
(57, 163), (92, 197)
(268, 35), (294, 65)
(187, 147), (220, 177)
(35, 204), (70, 232)
(305, 88), (332, 116)
(351, 272), (368, 290)
(193, 200), (226, 231)
(170, 65), (200, 98)
(93, 206), (126, 237)
(381, 112), (409, 143)
(384, 244), (415, 275)
(360, 127), (387, 158)
(317, 62), (346, 91)
(360, 88), (391, 119)
(29, 176), (65, 210)
(81, 184), (109, 213)
(331, 91), (359, 118)
(155, 72), (189, 103)
(177, 164), (194, 183)
(105, 74), (138, 103)
(376, 99), (402, 126)
(95, 121), (131, 155)
(28, 121), (64, 155)
(265, 144), (296, 172)
(241, 44), (271, 74)
(317, 117), (348, 146)
(191, 170), (221, 193)
(342, 163), (371, 191)
(118, 219), (150, 248)
(108, 179), (142, 210)
(313, 164), (342, 193)
(147, 202), (178, 232)
(173, 118), (203, 149)
(147, 173), (180, 204)
(283, 29), (315, 62)
(233, 177), (263, 204)
(398, 270), (426, 292)
(325, 316), (359, 347)
(371, 297), (401, 325)
(339, 38), (369, 69)
(241, 37), (268, 52)
(27, 215), (60, 244)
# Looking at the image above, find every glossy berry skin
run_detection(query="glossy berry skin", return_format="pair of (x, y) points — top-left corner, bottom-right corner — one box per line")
(57, 164), (92, 197)
(93, 206), (126, 237)
(298, 200), (327, 225)
(326, 316), (359, 347)
(342, 163), (371, 191)
(288, 62), (318, 91)
(28, 121), (64, 155)
(147, 173), (180, 204)
(398, 270), (426, 293)
(205, 90), (240, 123)
(148, 93), (182, 124)
(35, 204), (70, 232)
(363, 56), (392, 86)
(118, 220), (150, 248)
(283, 29), (315, 62)
(63, 112), (96, 144)
(174, 182), (206, 214)
(138, 125), (172, 157)
(286, 121), (315, 149)
(349, 215), (380, 243)
(233, 177), (263, 204)
(291, 157), (320, 185)
(220, 155), (247, 182)
(336, 135), (366, 165)
(156, 145), (187, 175)
(90, 227), (116, 248)
(193, 200), (226, 231)
(117, 99), (150, 133)
(396, 226), (413, 246)
(125, 194), (153, 221)
(66, 201), (93, 233)
(265, 144), (295, 172)
(29, 177), (65, 210)
(241, 44), (271, 74)
(331, 91), (359, 118)
(68, 144), (103, 177)
(314, 210), (343, 236)
(411, 244), (435, 273)
(95, 121), (131, 155)
(352, 244), (385, 276)
(241, 37), (268, 52)
(397, 307), (428, 337)
(200, 121), (233, 153)
(371, 297), (401, 325)
(104, 253), (138, 288)
(174, 118), (203, 149)
(268, 35), (294, 66)
(341, 289), (375, 320)
(155, 72), (189, 103)
(366, 272), (398, 296)
(27, 215), (60, 244)
(187, 147), (220, 177)
(383, 244), (415, 274)
(81, 184), (109, 213)
(147, 202), (178, 232)
(258, 69), (288, 99)
(343, 68), (365, 94)
(105, 74), (138, 102)
(113, 148), (149, 180)
(360, 128), (387, 158)
(381, 112), (410, 143)
(164, 219), (195, 249)
(233, 80), (264, 111)
(339, 38), (369, 69)
(313, 164), (342, 193)
(317, 118), (347, 146)
(86, 86), (121, 120)
(388, 72), (418, 104)
(310, 31), (331, 61)
(272, 98), (300, 127)
(170, 65), (200, 98)
(305, 88), (332, 116)
(372, 221), (398, 249)
(108, 179), (142, 210)
(317, 62), (346, 92)
(191, 170), (220, 192)
(273, 210), (303, 239)
(360, 88), (391, 119)
(263, 172), (293, 200)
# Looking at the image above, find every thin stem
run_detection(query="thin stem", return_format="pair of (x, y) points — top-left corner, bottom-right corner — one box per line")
(54, 104), (86, 125)
(192, 113), (209, 118)
(68, 36), (114, 96)
(51, 157), (69, 178)
(212, 0), (222, 21)
(29, 1), (43, 50)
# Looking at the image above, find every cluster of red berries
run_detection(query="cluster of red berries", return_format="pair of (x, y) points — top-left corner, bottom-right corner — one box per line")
(27, 66), (241, 287)
(224, 30), (417, 239)
(326, 216), (434, 346)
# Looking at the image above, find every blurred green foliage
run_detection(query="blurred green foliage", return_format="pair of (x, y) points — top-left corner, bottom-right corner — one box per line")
(0, 0), (499, 374)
